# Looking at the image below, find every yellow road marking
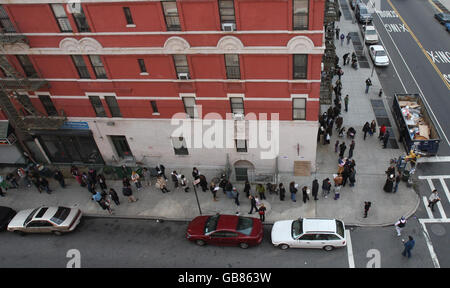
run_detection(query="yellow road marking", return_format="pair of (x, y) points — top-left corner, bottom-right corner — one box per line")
(387, 0), (450, 90)
(428, 0), (443, 13)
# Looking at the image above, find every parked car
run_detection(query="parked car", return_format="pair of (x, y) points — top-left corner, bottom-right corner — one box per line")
(434, 12), (450, 24)
(369, 45), (390, 66)
(356, 3), (373, 24)
(364, 25), (379, 44)
(271, 218), (346, 251)
(7, 206), (82, 236)
(186, 214), (263, 249)
(0, 206), (16, 231)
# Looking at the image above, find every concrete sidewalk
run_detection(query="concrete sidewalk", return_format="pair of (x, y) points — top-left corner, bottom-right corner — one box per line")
(0, 12), (420, 227)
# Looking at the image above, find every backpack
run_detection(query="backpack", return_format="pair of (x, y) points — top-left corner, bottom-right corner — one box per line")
(398, 221), (405, 228)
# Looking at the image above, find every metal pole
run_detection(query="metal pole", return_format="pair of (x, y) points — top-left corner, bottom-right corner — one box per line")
(193, 180), (202, 215)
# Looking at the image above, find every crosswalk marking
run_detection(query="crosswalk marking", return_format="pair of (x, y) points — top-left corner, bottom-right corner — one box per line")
(345, 230), (355, 268)
(439, 177), (450, 204)
(422, 196), (434, 219)
(418, 219), (445, 268)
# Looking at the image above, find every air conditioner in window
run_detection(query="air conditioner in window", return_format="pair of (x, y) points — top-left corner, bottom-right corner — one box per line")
(177, 73), (189, 80)
(233, 113), (244, 121)
(222, 23), (236, 32)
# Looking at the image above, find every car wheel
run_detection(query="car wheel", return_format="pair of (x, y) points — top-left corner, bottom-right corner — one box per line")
(239, 242), (249, 249)
(14, 230), (25, 236)
(323, 245), (335, 251)
(195, 239), (206, 246)
(53, 231), (63, 236)
(279, 244), (289, 250)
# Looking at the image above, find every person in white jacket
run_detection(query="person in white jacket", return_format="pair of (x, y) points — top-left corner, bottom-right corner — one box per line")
(428, 189), (440, 212)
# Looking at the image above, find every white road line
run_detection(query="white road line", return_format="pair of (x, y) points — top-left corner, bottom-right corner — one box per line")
(345, 229), (355, 268)
(374, 10), (450, 147)
(419, 218), (443, 268)
(439, 177), (450, 204)
(425, 178), (447, 218)
(427, 179), (436, 191)
(417, 156), (450, 163)
(423, 196), (435, 219)
(436, 201), (447, 219)
(419, 175), (450, 180)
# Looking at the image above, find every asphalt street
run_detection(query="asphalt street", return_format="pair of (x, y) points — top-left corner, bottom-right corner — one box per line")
(0, 217), (437, 268)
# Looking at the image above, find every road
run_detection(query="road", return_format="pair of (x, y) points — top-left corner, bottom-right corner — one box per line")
(367, 0), (450, 156)
(0, 217), (436, 268)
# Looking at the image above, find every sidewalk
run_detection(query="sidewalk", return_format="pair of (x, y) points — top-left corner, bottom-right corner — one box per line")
(0, 14), (420, 227)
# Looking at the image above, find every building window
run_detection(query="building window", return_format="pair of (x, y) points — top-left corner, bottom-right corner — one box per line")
(173, 55), (189, 78)
(150, 101), (159, 114)
(293, 0), (309, 30)
(230, 97), (244, 115)
(172, 136), (189, 155)
(88, 55), (107, 79)
(51, 4), (73, 32)
(236, 139), (247, 153)
(16, 55), (37, 78)
(88, 96), (107, 117)
(182, 97), (197, 119)
(162, 1), (181, 31)
(110, 135), (133, 159)
(138, 59), (147, 73)
(123, 7), (134, 25)
(219, 0), (236, 27)
(293, 54), (308, 79)
(72, 5), (91, 32)
(0, 5), (15, 33)
(292, 98), (306, 120)
(225, 54), (240, 79)
(71, 55), (91, 79)
(38, 95), (58, 116)
(105, 96), (122, 117)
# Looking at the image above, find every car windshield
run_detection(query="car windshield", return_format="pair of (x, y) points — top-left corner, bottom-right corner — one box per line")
(24, 208), (40, 226)
(376, 50), (387, 56)
(366, 30), (377, 35)
(360, 8), (368, 14)
(291, 219), (303, 239)
(236, 217), (253, 236)
(336, 220), (345, 238)
(204, 214), (220, 234)
(50, 207), (71, 225)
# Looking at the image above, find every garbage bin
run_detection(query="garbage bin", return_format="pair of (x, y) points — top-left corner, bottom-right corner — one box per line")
(402, 170), (410, 182)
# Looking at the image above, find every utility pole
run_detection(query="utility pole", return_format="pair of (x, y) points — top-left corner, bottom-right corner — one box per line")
(193, 179), (202, 215)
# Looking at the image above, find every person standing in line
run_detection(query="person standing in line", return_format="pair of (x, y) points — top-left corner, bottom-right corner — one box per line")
(122, 176), (131, 188)
(88, 168), (97, 187)
(290, 181), (298, 202)
(336, 116), (343, 132)
(340, 33), (345, 46)
(248, 195), (258, 214)
(364, 201), (372, 218)
(428, 189), (440, 212)
(370, 120), (377, 136)
(212, 184), (220, 202)
(363, 122), (371, 140)
(339, 142), (347, 158)
(365, 78), (372, 94)
(349, 167), (356, 187)
(171, 170), (180, 189)
(39, 177), (51, 194)
(348, 140), (355, 159)
(342, 165), (351, 187)
(335, 140), (340, 153)
(108, 188), (120, 206)
(333, 174), (343, 200)
(258, 204), (266, 222)
(143, 167), (152, 187)
(379, 124), (387, 140)
(335, 27), (340, 40)
(157, 175), (170, 193)
(383, 130), (390, 149)
(244, 180), (251, 198)
(233, 187), (240, 206)
(192, 167), (200, 188)
(312, 179), (319, 201)
(394, 172), (401, 193)
(122, 184), (137, 203)
(346, 32), (352, 45)
(180, 175), (189, 192)
(322, 178), (331, 198)
(256, 183), (266, 200)
(395, 217), (407, 236)
(97, 173), (107, 192)
(53, 169), (65, 188)
(402, 236), (415, 258)
(344, 94), (349, 112)
(225, 180), (234, 199)
(131, 171), (142, 191)
(279, 183), (286, 201)
(343, 53), (350, 66)
(302, 186), (310, 203)
(199, 174), (208, 192)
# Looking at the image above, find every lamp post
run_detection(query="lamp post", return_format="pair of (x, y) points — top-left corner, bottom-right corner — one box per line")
(193, 179), (202, 215)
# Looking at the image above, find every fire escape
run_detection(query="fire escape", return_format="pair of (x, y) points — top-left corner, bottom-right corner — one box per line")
(320, 0), (340, 105)
(0, 29), (66, 133)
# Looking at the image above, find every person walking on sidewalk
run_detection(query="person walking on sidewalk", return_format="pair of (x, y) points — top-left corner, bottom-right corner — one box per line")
(108, 188), (120, 206)
(382, 130), (390, 149)
(395, 217), (407, 236)
(279, 182), (286, 201)
(312, 179), (319, 201)
(348, 140), (355, 159)
(258, 204), (266, 222)
(256, 183), (266, 200)
(122, 184), (138, 203)
(248, 195), (258, 214)
(131, 171), (142, 191)
(171, 170), (180, 189)
(379, 124), (387, 140)
(335, 27), (340, 40)
(199, 174), (208, 192)
(336, 116), (343, 132)
(346, 32), (352, 45)
(363, 122), (370, 140)
(402, 236), (415, 258)
(343, 53), (350, 66)
(302, 186), (310, 204)
(428, 189), (440, 212)
(156, 164), (167, 180)
(142, 167), (152, 187)
(233, 187), (240, 206)
(370, 120), (377, 136)
(333, 174), (343, 200)
(344, 95), (349, 112)
(340, 33), (345, 46)
(349, 167), (357, 187)
(53, 169), (65, 188)
(339, 142), (347, 158)
(225, 180), (234, 199)
(192, 167), (200, 188)
(290, 181), (298, 202)
(322, 178), (331, 198)
(180, 175), (189, 192)
(335, 140), (340, 153)
(211, 183), (219, 201)
(365, 78), (372, 94)
(342, 165), (351, 187)
(97, 173), (107, 192)
(244, 180), (251, 198)
(363, 201), (372, 218)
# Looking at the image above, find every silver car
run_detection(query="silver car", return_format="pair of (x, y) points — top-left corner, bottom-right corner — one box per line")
(7, 206), (82, 236)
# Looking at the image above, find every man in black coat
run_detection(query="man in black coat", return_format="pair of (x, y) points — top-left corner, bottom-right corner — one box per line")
(312, 179), (319, 200)
(248, 195), (258, 214)
(339, 142), (347, 158)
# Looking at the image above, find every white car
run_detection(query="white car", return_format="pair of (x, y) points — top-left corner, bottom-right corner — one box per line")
(369, 45), (390, 66)
(364, 25), (378, 44)
(7, 206), (82, 236)
(271, 218), (346, 251)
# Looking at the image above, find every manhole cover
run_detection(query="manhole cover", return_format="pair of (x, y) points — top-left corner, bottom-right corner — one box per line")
(430, 224), (446, 236)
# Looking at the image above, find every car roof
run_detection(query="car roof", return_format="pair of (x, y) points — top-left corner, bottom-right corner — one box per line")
(216, 215), (240, 231)
(366, 25), (376, 30)
(370, 45), (384, 51)
(302, 218), (337, 233)
(31, 206), (58, 221)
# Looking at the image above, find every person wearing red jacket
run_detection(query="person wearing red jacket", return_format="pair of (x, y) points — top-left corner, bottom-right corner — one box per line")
(379, 124), (386, 140)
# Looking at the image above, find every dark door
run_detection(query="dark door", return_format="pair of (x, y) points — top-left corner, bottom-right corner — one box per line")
(110, 135), (133, 159)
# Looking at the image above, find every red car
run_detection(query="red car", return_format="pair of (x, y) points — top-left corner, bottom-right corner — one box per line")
(186, 214), (263, 249)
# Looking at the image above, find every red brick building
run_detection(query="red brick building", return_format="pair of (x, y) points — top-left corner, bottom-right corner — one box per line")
(0, 0), (325, 179)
